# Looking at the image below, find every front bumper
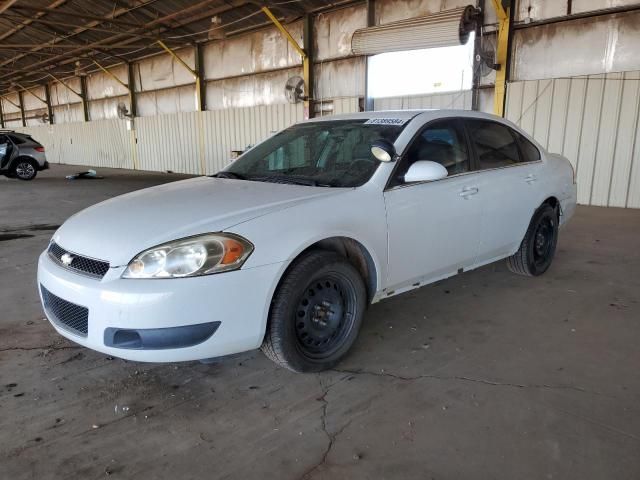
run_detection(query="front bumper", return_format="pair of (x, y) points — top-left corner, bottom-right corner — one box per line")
(37, 251), (284, 362)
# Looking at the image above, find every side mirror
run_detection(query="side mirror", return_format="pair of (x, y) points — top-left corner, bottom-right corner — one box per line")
(370, 139), (396, 162)
(404, 161), (448, 183)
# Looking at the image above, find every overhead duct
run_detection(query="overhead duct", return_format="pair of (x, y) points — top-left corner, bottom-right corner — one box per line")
(351, 6), (479, 56)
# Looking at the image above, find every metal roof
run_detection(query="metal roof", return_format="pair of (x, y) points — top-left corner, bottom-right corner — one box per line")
(0, 0), (351, 95)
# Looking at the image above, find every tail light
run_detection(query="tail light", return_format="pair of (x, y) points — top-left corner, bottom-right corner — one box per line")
(35, 146), (45, 152)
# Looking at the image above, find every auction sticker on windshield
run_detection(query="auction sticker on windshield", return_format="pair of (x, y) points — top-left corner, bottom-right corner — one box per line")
(364, 118), (409, 125)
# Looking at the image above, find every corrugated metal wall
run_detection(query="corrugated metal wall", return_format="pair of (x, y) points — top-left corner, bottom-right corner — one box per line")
(373, 90), (472, 110)
(506, 72), (640, 208)
(15, 120), (132, 169)
(14, 90), (470, 175)
(15, 103), (304, 176)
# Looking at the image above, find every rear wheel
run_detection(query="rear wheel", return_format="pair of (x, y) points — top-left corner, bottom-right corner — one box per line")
(507, 203), (558, 276)
(261, 250), (366, 372)
(12, 158), (37, 181)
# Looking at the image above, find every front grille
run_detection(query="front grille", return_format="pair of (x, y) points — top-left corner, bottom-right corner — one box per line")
(48, 242), (109, 279)
(41, 286), (88, 336)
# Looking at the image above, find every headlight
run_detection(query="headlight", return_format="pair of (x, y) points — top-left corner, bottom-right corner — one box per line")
(122, 233), (253, 279)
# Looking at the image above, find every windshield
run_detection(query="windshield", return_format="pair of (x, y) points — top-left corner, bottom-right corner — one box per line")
(222, 120), (404, 187)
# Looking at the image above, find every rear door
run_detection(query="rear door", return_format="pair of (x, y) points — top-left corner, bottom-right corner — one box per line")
(384, 118), (483, 292)
(463, 119), (543, 265)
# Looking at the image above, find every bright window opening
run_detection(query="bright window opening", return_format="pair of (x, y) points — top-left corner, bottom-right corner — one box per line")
(367, 33), (475, 98)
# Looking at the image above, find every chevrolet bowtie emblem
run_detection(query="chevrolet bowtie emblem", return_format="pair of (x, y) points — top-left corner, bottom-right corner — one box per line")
(61, 253), (74, 266)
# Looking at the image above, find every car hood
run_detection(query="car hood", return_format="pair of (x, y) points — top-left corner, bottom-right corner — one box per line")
(53, 177), (345, 266)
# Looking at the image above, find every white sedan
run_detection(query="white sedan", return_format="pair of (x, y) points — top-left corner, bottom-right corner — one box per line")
(38, 110), (577, 372)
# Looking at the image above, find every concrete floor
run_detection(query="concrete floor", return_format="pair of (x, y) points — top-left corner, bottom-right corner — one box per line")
(1, 164), (639, 480)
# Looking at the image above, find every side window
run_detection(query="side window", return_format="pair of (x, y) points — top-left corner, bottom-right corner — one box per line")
(405, 120), (470, 177)
(8, 135), (25, 145)
(467, 120), (520, 169)
(514, 131), (541, 162)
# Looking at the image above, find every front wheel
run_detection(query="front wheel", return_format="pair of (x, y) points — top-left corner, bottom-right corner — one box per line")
(13, 159), (38, 181)
(261, 250), (367, 373)
(507, 203), (559, 276)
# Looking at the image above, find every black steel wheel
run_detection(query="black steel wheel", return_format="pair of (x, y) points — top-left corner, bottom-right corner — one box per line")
(13, 158), (37, 181)
(507, 203), (559, 276)
(261, 250), (366, 372)
(294, 272), (358, 360)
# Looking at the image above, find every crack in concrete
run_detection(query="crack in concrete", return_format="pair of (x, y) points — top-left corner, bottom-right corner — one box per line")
(0, 344), (81, 353)
(299, 375), (353, 480)
(332, 368), (609, 397)
(297, 366), (611, 479)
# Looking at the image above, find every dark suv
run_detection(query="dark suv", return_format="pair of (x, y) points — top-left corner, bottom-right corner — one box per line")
(0, 130), (49, 180)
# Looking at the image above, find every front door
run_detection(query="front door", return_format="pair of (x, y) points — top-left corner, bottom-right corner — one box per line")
(384, 119), (482, 292)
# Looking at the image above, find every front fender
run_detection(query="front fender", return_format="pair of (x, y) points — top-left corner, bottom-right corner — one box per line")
(229, 186), (388, 296)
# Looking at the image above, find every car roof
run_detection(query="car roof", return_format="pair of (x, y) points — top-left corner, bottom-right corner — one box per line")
(303, 109), (545, 152)
(1, 130), (29, 138)
(307, 109), (506, 123)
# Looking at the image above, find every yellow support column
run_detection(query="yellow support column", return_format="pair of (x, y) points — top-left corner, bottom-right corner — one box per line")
(157, 40), (207, 175)
(492, 0), (510, 117)
(262, 6), (312, 118)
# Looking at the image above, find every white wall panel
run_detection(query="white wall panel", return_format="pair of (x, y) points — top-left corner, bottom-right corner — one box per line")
(506, 72), (640, 208)
(206, 68), (301, 109)
(516, 0), (569, 21)
(332, 97), (361, 114)
(515, 0), (640, 21)
(134, 47), (196, 92)
(89, 95), (129, 121)
(315, 57), (365, 101)
(3, 114), (22, 127)
(314, 5), (367, 61)
(373, 89), (472, 110)
(203, 23), (303, 81)
(376, 0), (470, 24)
(50, 78), (82, 106)
(86, 65), (129, 100)
(14, 119), (131, 169)
(52, 103), (84, 124)
(478, 88), (495, 114)
(135, 112), (200, 174)
(512, 11), (640, 81)
(201, 103), (304, 175)
(572, 0), (640, 13)
(25, 108), (48, 126)
(21, 87), (46, 111)
(12, 104), (304, 176)
(137, 85), (197, 117)
(1, 93), (20, 114)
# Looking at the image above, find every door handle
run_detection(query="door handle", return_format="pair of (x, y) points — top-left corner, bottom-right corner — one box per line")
(525, 174), (538, 184)
(459, 186), (479, 198)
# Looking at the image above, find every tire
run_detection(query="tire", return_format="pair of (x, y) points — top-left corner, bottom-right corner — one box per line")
(507, 203), (559, 276)
(261, 250), (367, 373)
(12, 158), (38, 181)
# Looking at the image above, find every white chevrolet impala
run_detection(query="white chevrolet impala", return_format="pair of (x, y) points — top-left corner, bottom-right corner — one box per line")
(38, 110), (577, 372)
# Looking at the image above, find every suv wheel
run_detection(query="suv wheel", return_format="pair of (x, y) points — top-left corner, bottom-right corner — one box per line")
(13, 159), (37, 181)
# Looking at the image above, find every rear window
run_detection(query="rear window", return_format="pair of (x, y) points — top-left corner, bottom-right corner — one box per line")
(466, 120), (521, 169)
(8, 134), (27, 145)
(514, 131), (541, 162)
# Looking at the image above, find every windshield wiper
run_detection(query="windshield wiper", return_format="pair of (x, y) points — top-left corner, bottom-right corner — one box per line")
(211, 171), (247, 180)
(256, 175), (334, 187)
